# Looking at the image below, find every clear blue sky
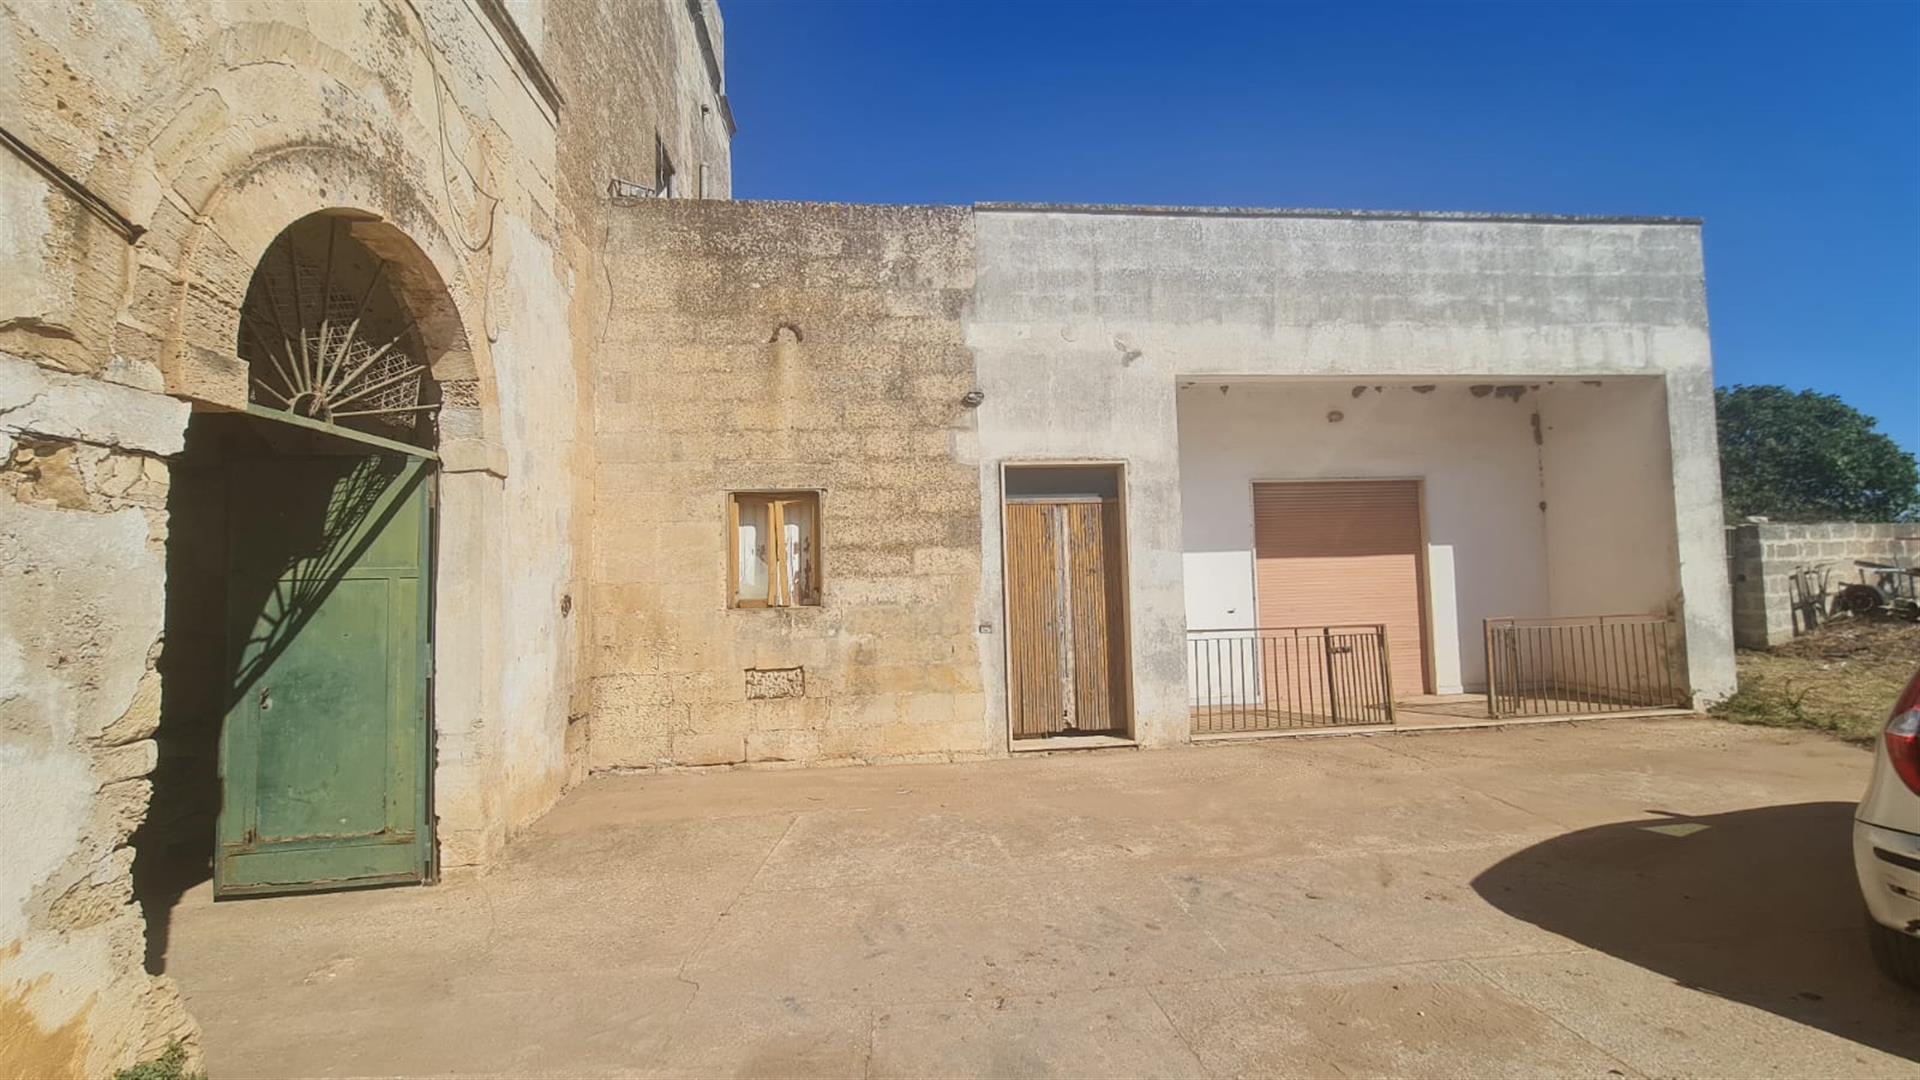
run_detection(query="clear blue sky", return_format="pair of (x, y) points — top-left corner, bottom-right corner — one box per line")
(725, 1), (1920, 453)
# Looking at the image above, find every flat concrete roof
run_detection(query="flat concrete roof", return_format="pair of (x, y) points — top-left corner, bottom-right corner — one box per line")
(974, 202), (1703, 227)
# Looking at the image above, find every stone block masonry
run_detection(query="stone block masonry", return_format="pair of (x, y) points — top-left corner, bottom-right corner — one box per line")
(587, 201), (991, 770)
(1726, 521), (1920, 648)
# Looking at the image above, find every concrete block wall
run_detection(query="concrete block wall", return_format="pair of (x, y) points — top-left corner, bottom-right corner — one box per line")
(587, 200), (992, 770)
(1726, 522), (1920, 648)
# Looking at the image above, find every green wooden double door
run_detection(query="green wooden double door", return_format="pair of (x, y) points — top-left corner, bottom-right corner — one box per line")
(216, 453), (433, 897)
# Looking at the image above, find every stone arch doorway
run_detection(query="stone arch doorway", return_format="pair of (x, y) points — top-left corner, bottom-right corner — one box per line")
(137, 211), (459, 962)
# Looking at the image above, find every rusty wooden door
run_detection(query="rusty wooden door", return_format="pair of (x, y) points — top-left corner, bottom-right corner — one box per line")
(1005, 497), (1129, 738)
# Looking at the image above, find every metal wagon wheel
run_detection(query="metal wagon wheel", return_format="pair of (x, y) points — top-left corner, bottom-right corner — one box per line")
(1833, 582), (1884, 617)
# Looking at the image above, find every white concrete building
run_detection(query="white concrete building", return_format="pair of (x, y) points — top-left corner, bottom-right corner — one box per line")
(968, 206), (1732, 743)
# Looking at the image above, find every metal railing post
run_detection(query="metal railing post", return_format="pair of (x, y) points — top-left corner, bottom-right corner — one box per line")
(1377, 623), (1396, 725)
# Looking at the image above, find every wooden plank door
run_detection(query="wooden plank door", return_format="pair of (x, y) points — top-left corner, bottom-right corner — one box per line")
(216, 453), (433, 897)
(1006, 498), (1129, 738)
(1006, 501), (1065, 738)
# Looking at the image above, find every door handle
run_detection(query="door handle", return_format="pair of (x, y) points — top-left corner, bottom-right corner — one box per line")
(259, 686), (273, 711)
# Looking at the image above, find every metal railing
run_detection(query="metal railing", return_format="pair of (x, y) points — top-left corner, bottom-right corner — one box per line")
(1484, 614), (1687, 719)
(1188, 625), (1395, 734)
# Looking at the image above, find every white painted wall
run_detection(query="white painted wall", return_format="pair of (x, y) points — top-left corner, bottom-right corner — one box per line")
(1538, 380), (1683, 617)
(1177, 382), (1551, 693)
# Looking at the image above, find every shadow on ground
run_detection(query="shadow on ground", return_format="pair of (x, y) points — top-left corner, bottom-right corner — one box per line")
(1474, 801), (1920, 1062)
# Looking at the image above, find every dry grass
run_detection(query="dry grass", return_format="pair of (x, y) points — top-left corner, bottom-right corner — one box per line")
(1713, 620), (1920, 744)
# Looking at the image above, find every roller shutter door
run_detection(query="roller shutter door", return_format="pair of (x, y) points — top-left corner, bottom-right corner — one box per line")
(1253, 480), (1429, 696)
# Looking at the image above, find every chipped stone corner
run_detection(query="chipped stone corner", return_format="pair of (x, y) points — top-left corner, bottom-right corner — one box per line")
(1, 410), (201, 1075)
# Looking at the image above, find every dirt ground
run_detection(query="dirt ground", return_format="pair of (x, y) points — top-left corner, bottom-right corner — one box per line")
(160, 717), (1918, 1078)
(1715, 620), (1920, 743)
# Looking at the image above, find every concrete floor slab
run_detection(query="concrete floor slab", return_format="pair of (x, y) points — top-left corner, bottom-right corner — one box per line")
(870, 988), (1208, 1079)
(684, 866), (1239, 1002)
(649, 993), (874, 1079)
(1167, 845), (1583, 973)
(158, 717), (1920, 1077)
(1149, 962), (1638, 1078)
(1473, 941), (1920, 1078)
(750, 809), (1023, 892)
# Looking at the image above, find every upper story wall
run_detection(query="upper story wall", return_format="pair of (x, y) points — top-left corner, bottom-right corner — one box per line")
(546, 0), (733, 213)
(0, 0), (729, 407)
(968, 206), (1711, 379)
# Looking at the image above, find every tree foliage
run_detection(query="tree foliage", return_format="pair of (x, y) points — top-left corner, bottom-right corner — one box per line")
(1717, 385), (1920, 522)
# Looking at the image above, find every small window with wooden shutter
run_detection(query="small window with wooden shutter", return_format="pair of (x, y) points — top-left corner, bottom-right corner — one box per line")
(728, 492), (821, 608)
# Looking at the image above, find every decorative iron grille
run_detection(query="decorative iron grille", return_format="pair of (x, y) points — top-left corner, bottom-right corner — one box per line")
(240, 224), (436, 442)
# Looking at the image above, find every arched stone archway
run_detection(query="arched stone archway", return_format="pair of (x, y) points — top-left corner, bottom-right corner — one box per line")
(137, 208), (468, 919)
(135, 145), (522, 853)
(118, 24), (577, 968)
(143, 147), (505, 476)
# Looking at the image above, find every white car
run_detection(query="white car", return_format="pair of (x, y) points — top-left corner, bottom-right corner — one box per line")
(1857, 664), (1920, 988)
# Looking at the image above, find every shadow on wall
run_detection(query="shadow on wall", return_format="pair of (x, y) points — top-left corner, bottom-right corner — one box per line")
(131, 420), (231, 975)
(1473, 802), (1919, 1060)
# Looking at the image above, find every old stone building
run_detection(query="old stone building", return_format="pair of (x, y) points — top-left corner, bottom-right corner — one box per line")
(0, 0), (1735, 1074)
(1, 0), (730, 1071)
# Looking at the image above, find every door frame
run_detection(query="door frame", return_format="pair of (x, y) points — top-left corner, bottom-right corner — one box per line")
(215, 406), (440, 895)
(1245, 475), (1437, 697)
(997, 460), (1137, 750)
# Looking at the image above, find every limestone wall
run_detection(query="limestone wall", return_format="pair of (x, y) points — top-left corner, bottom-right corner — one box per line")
(0, 0), (727, 1072)
(0, 363), (194, 1077)
(588, 200), (992, 769)
(547, 0), (734, 787)
(1726, 522), (1920, 648)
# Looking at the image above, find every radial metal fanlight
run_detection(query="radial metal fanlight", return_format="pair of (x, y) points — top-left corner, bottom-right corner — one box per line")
(242, 231), (436, 436)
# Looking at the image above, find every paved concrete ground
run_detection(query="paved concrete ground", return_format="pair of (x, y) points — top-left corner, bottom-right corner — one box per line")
(162, 717), (1920, 1078)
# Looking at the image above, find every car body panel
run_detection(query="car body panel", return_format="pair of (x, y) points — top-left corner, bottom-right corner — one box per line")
(1859, 737), (1920, 837)
(1855, 820), (1920, 937)
(1855, 666), (1920, 936)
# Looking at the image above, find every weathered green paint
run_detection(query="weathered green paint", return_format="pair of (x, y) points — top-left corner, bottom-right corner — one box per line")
(215, 453), (433, 897)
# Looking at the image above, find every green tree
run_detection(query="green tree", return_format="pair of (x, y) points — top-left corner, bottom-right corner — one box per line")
(1717, 385), (1920, 522)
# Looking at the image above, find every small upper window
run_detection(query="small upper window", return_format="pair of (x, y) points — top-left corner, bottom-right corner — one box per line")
(730, 492), (820, 607)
